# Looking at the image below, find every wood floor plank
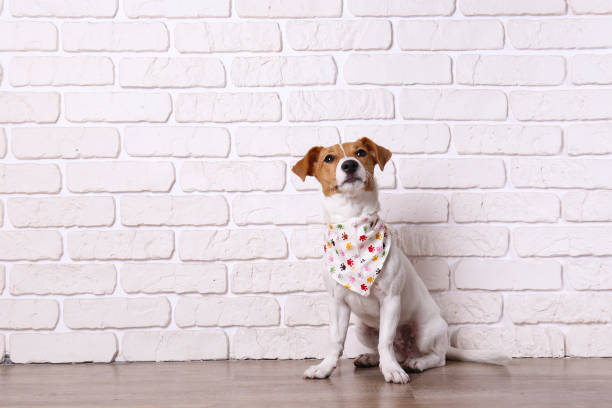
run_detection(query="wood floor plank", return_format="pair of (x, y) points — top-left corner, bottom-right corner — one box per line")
(1, 359), (611, 407)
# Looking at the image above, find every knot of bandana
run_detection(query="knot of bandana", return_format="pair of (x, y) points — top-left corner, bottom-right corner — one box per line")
(323, 213), (391, 296)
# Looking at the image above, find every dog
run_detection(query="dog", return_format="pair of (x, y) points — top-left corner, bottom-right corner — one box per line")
(292, 137), (510, 384)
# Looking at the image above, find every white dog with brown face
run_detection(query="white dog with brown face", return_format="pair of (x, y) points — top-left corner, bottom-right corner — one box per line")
(292, 138), (510, 384)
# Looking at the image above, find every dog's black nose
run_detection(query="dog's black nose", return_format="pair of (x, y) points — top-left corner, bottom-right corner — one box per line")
(341, 160), (359, 174)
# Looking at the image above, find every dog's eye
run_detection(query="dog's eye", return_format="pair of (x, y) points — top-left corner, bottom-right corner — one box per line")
(356, 149), (367, 157)
(324, 154), (335, 163)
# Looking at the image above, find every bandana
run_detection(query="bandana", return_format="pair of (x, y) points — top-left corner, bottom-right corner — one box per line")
(323, 213), (391, 296)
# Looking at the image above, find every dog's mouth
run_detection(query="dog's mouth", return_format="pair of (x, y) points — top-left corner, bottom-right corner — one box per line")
(342, 175), (363, 185)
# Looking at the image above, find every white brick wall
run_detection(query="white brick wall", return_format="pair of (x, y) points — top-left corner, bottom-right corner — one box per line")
(1, 0), (611, 363)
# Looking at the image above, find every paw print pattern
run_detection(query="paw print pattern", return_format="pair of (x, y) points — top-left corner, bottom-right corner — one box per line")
(324, 213), (391, 297)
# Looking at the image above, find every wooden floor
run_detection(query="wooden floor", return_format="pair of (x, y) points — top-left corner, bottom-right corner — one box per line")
(1, 358), (611, 407)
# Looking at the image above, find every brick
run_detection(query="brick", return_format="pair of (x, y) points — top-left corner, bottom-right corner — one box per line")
(63, 22), (169, 52)
(290, 227), (326, 259)
(124, 0), (229, 17)
(566, 260), (612, 290)
(451, 192), (559, 223)
(399, 158), (505, 189)
(10, 56), (114, 86)
(11, 0), (117, 17)
(236, 126), (339, 157)
(232, 56), (336, 87)
(433, 293), (502, 324)
(10, 333), (117, 364)
(233, 194), (322, 226)
(510, 90), (612, 121)
(345, 54), (451, 85)
(10, 264), (116, 295)
(0, 92), (60, 124)
(8, 197), (115, 228)
(566, 124), (612, 155)
(508, 19), (612, 49)
(0, 22), (57, 51)
(122, 330), (228, 362)
(231, 327), (328, 359)
(176, 93), (280, 123)
(0, 231), (62, 261)
(567, 326), (612, 357)
(572, 55), (612, 84)
(12, 127), (119, 159)
(400, 89), (507, 120)
(453, 125), (562, 155)
(125, 127), (229, 158)
(508, 293), (612, 324)
(0, 265), (4, 294)
(456, 55), (565, 85)
(121, 196), (228, 226)
(514, 227), (612, 257)
(285, 294), (329, 326)
(236, 0), (341, 17)
(455, 259), (561, 290)
(0, 335), (4, 359)
(179, 229), (287, 261)
(121, 263), (226, 294)
(563, 191), (612, 221)
(511, 159), (612, 189)
(0, 164), (61, 193)
(0, 129), (5, 158)
(231, 261), (325, 293)
(379, 193), (448, 223)
(175, 296), (279, 327)
(0, 299), (58, 329)
(399, 226), (508, 257)
(65, 92), (171, 123)
(68, 230), (174, 261)
(64, 297), (170, 329)
(288, 89), (394, 121)
(460, 0), (566, 15)
(455, 327), (564, 358)
(349, 0), (455, 16)
(181, 161), (285, 192)
(412, 259), (449, 291)
(398, 20), (503, 50)
(287, 20), (391, 51)
(67, 162), (175, 193)
(569, 0), (612, 14)
(345, 124), (450, 153)
(119, 57), (225, 88)
(175, 22), (280, 53)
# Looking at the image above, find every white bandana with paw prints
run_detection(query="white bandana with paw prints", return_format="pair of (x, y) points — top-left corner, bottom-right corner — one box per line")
(324, 213), (391, 296)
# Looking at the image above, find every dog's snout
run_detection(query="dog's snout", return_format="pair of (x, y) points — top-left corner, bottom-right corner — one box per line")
(341, 160), (359, 174)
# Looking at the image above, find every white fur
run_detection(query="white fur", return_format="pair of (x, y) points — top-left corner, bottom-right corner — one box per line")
(303, 160), (511, 384)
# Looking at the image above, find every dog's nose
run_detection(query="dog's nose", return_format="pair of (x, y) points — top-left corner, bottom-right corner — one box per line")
(341, 160), (359, 174)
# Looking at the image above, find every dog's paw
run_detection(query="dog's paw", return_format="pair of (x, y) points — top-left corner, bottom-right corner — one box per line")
(354, 353), (380, 368)
(380, 364), (410, 384)
(303, 363), (335, 380)
(405, 358), (427, 372)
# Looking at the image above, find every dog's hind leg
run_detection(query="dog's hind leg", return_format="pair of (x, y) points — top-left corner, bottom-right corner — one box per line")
(404, 317), (448, 372)
(353, 322), (379, 368)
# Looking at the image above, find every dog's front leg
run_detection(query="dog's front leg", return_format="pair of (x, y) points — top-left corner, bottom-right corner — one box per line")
(378, 295), (410, 384)
(303, 298), (350, 379)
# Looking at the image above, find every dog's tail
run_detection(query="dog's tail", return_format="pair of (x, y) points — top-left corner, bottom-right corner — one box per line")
(446, 346), (511, 366)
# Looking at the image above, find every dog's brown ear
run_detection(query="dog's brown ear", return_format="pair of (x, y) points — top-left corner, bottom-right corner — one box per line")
(358, 137), (392, 171)
(292, 146), (322, 182)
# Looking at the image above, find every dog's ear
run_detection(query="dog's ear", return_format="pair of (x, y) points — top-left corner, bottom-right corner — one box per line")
(292, 146), (322, 182)
(358, 137), (392, 171)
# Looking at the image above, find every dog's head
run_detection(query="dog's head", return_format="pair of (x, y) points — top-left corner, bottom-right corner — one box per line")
(292, 137), (392, 197)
